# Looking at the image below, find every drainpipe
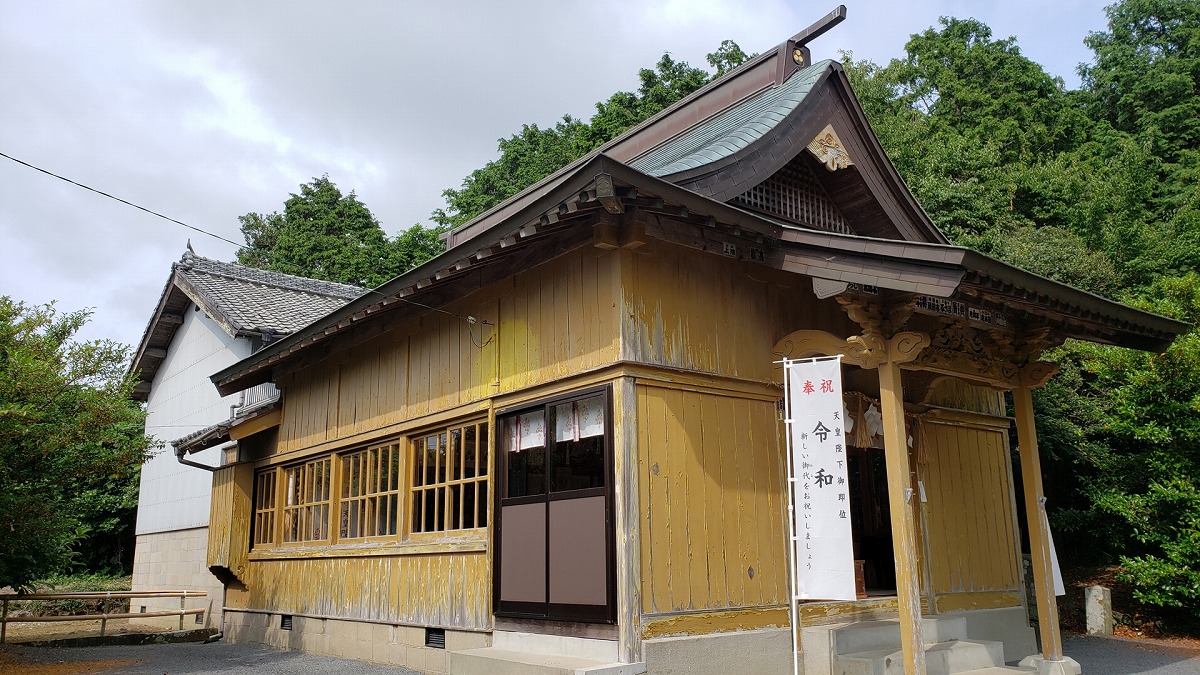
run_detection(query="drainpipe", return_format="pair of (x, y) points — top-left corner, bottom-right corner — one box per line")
(174, 444), (220, 472)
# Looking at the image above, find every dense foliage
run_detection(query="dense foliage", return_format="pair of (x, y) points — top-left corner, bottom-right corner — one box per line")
(0, 298), (153, 590)
(237, 175), (446, 288)
(845, 1), (1200, 618)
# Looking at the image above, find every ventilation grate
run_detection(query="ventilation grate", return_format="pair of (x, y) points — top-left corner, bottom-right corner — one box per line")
(425, 627), (446, 649)
(280, 614), (293, 630)
(731, 157), (850, 234)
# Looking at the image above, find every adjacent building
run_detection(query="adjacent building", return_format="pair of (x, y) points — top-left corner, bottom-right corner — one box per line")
(129, 251), (362, 627)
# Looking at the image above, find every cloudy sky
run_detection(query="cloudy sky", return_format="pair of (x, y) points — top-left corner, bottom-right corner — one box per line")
(1, 0), (1113, 349)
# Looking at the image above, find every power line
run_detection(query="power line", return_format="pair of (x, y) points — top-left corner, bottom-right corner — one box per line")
(0, 150), (243, 248)
(0, 150), (495, 342)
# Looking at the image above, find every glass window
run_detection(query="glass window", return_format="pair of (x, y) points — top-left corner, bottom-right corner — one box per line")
(501, 390), (607, 498)
(252, 469), (277, 548)
(412, 420), (489, 534)
(339, 441), (402, 540)
(282, 457), (332, 543)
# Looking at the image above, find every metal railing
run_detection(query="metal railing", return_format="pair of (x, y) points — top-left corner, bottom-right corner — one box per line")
(0, 590), (207, 644)
(238, 381), (279, 412)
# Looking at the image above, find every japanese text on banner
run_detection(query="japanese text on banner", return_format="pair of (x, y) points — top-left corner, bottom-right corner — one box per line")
(786, 356), (856, 601)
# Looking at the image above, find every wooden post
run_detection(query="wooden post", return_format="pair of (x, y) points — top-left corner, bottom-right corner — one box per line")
(2, 597), (8, 644)
(877, 355), (925, 674)
(612, 377), (643, 663)
(1013, 384), (1063, 662)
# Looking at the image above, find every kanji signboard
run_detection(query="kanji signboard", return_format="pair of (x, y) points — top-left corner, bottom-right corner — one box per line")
(783, 356), (856, 601)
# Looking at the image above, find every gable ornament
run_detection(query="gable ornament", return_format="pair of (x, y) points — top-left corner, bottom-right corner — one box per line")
(807, 124), (854, 171)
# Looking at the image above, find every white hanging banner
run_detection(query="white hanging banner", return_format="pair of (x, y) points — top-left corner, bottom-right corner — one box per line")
(785, 356), (857, 601)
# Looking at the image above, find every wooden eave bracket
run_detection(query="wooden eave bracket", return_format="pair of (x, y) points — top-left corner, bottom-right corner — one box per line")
(595, 173), (625, 215)
(772, 328), (929, 370)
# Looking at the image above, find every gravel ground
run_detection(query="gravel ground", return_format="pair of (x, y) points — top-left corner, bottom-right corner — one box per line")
(0, 640), (421, 674)
(1064, 634), (1200, 674)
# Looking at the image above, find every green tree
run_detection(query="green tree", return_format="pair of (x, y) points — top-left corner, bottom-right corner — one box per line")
(848, 8), (1200, 617)
(1082, 0), (1200, 162)
(0, 298), (154, 590)
(238, 176), (446, 287)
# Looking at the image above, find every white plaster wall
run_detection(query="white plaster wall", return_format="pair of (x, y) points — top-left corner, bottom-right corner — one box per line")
(135, 306), (251, 534)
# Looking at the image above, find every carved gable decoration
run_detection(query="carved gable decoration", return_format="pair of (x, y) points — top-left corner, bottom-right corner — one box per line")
(911, 319), (1019, 387)
(807, 124), (854, 171)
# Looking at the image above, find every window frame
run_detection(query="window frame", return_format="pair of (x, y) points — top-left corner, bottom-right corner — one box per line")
(281, 456), (333, 545)
(251, 468), (278, 548)
(410, 418), (490, 537)
(248, 416), (491, 553)
(337, 440), (404, 543)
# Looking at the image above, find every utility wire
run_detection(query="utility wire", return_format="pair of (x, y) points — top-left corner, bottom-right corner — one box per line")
(0, 150), (243, 248)
(1, 150), (495, 341)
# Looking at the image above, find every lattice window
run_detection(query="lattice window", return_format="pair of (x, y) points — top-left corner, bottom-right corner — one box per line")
(412, 420), (489, 533)
(339, 441), (402, 540)
(282, 458), (332, 543)
(732, 158), (851, 234)
(252, 469), (277, 547)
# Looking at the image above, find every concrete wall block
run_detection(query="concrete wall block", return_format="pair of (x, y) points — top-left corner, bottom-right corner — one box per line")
(445, 629), (491, 651)
(397, 625), (425, 647)
(423, 646), (450, 675)
(370, 623), (394, 644)
(371, 639), (407, 666)
(644, 628), (792, 675)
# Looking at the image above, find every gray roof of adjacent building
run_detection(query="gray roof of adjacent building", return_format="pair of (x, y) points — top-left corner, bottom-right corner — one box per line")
(174, 252), (364, 335)
(129, 250), (365, 400)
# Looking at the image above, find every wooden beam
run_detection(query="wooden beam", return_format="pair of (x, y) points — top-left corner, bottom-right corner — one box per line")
(1013, 383), (1064, 663)
(877, 335), (926, 675)
(159, 314), (183, 326)
(143, 347), (168, 359)
(229, 409), (282, 441)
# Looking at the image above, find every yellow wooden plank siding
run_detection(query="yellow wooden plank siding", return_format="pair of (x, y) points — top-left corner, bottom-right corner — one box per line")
(275, 248), (619, 454)
(920, 419), (1021, 599)
(225, 551), (490, 629)
(207, 464), (253, 575)
(621, 241), (845, 381)
(637, 383), (787, 615)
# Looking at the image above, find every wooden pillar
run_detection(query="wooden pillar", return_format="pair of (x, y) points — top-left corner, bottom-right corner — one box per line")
(877, 352), (925, 674)
(1013, 384), (1063, 662)
(612, 377), (643, 663)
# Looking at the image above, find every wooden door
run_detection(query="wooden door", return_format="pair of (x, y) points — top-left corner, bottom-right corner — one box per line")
(495, 387), (616, 623)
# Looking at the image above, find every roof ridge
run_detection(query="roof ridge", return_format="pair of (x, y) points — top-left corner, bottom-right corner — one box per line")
(176, 251), (365, 299)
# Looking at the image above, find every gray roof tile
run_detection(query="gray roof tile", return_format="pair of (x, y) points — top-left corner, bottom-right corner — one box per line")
(175, 252), (365, 335)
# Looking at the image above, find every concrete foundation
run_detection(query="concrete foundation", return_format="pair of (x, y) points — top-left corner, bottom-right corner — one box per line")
(223, 610), (490, 675)
(642, 627), (793, 675)
(129, 528), (223, 630)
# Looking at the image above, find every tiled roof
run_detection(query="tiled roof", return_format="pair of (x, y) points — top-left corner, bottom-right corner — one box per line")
(175, 252), (365, 336)
(630, 60), (831, 177)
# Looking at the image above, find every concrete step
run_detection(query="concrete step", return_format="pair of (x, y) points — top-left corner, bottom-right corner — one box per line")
(926, 639), (1006, 674)
(835, 638), (1006, 675)
(834, 615), (968, 655)
(450, 646), (645, 675)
